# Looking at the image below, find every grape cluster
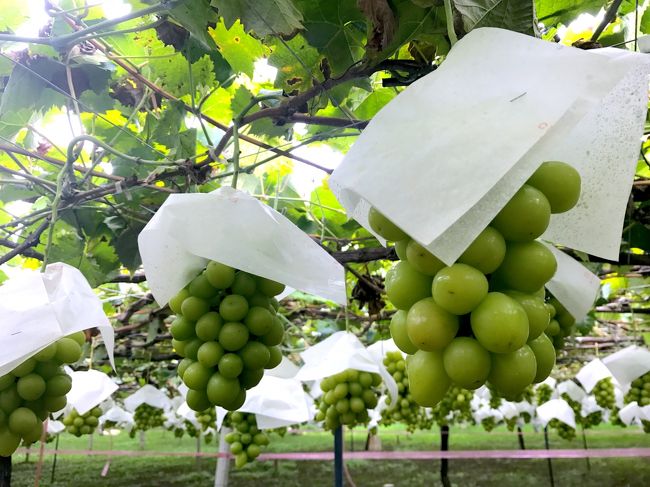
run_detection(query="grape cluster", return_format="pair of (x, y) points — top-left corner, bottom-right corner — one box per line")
(132, 404), (165, 432)
(372, 161), (581, 407)
(582, 411), (602, 429)
(314, 369), (381, 431)
(624, 372), (650, 407)
(195, 407), (216, 432)
(593, 377), (615, 410)
(380, 351), (428, 432)
(432, 386), (473, 426)
(481, 417), (498, 432)
(610, 408), (626, 428)
(535, 383), (553, 405)
(642, 420), (650, 434)
(225, 412), (269, 468)
(505, 417), (518, 432)
(544, 298), (575, 351)
(549, 419), (575, 440)
(183, 420), (198, 438)
(170, 261), (285, 412)
(0, 332), (84, 456)
(62, 407), (102, 437)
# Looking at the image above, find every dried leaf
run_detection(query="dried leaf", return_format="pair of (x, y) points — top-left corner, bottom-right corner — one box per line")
(358, 0), (397, 52)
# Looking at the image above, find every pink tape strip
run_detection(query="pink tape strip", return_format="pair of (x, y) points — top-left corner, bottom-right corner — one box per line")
(16, 448), (650, 460)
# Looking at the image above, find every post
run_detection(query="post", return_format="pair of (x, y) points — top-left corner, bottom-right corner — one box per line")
(50, 435), (60, 483)
(0, 456), (11, 487)
(349, 429), (353, 452)
(214, 427), (231, 487)
(440, 425), (451, 487)
(543, 426), (555, 487)
(334, 426), (344, 487)
(139, 430), (145, 450)
(516, 426), (526, 450)
(581, 426), (591, 471)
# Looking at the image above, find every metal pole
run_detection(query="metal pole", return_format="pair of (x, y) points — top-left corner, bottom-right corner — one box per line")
(516, 426), (526, 450)
(334, 426), (344, 487)
(440, 425), (451, 487)
(581, 426), (591, 471)
(50, 435), (60, 483)
(0, 456), (11, 487)
(544, 426), (555, 487)
(214, 427), (230, 487)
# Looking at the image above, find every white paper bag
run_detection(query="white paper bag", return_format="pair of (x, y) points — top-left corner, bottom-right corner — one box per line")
(100, 406), (134, 429)
(265, 356), (300, 379)
(557, 380), (586, 403)
(331, 27), (650, 266)
(65, 369), (119, 415)
(0, 262), (115, 376)
(124, 384), (172, 412)
(138, 187), (346, 306)
(602, 346), (650, 388)
(618, 401), (643, 426)
(499, 401), (519, 420)
(295, 331), (398, 403)
(576, 358), (616, 393)
(536, 399), (576, 428)
(235, 375), (312, 430)
(47, 420), (65, 435)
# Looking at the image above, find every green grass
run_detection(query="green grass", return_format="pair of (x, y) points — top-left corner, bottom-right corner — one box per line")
(10, 423), (650, 486)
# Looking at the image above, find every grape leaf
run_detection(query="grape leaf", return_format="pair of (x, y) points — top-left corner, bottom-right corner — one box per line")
(213, 0), (304, 37)
(451, 0), (537, 37)
(295, 0), (367, 76)
(535, 0), (604, 27)
(168, 0), (219, 51)
(210, 19), (267, 78)
(641, 7), (650, 34)
(375, 0), (446, 62)
(268, 35), (322, 94)
(0, 0), (29, 30)
(354, 88), (396, 119)
(114, 225), (145, 272)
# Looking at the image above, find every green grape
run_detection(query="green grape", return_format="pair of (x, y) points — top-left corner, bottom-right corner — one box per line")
(406, 298), (459, 351)
(526, 161), (581, 214)
(406, 350), (450, 407)
(535, 383), (553, 405)
(470, 292), (529, 354)
(432, 264), (489, 315)
(549, 418), (576, 440)
(492, 241), (557, 293)
(368, 207), (407, 242)
(385, 261), (433, 310)
(505, 291), (550, 341)
(491, 185), (551, 242)
(442, 337), (491, 390)
(457, 226), (506, 274)
(487, 345), (537, 399)
(527, 333), (555, 383)
(389, 311), (418, 355)
(406, 240), (446, 276)
(431, 385), (474, 427)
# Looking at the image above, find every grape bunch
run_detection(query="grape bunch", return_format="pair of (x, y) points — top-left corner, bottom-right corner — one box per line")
(582, 411), (602, 429)
(481, 417), (498, 432)
(505, 416), (518, 432)
(0, 332), (85, 456)
(132, 404), (166, 432)
(170, 261), (285, 412)
(535, 383), (553, 405)
(62, 407), (102, 437)
(624, 372), (650, 407)
(195, 407), (216, 432)
(610, 408), (626, 428)
(314, 369), (381, 431)
(224, 412), (269, 468)
(544, 297), (575, 351)
(593, 377), (615, 410)
(380, 351), (428, 432)
(372, 161), (581, 407)
(183, 420), (198, 438)
(549, 419), (575, 440)
(432, 386), (473, 426)
(642, 420), (650, 434)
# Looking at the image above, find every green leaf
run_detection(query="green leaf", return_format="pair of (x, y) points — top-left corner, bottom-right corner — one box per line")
(452, 0), (537, 37)
(114, 225), (145, 272)
(210, 19), (267, 77)
(295, 0), (367, 76)
(0, 0), (29, 30)
(310, 182), (348, 226)
(535, 0), (604, 27)
(174, 129), (198, 159)
(269, 35), (322, 94)
(373, 0), (446, 62)
(147, 51), (216, 97)
(168, 0), (219, 51)
(0, 269), (7, 285)
(641, 7), (650, 35)
(354, 88), (396, 119)
(213, 0), (304, 37)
